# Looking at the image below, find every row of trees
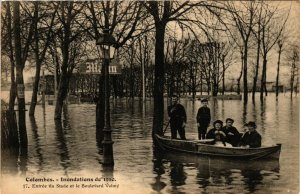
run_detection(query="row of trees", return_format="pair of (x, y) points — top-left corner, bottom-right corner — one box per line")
(1, 1), (299, 146)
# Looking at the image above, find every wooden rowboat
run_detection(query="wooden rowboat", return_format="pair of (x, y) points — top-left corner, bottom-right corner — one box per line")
(155, 134), (281, 160)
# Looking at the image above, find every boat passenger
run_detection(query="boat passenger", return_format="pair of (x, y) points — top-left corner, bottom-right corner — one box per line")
(222, 118), (241, 147)
(239, 121), (262, 148)
(196, 98), (211, 140)
(206, 120), (232, 147)
(167, 95), (187, 140)
(213, 131), (233, 147)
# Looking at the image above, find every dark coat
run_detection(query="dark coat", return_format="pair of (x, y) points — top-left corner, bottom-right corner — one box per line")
(222, 126), (241, 147)
(168, 103), (187, 124)
(196, 106), (211, 124)
(239, 130), (262, 148)
(206, 128), (227, 146)
(206, 128), (225, 139)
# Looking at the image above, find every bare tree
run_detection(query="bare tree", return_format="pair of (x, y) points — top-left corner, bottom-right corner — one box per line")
(84, 1), (149, 133)
(53, 2), (86, 120)
(142, 1), (216, 136)
(28, 2), (58, 116)
(286, 45), (299, 97)
(258, 3), (290, 101)
(1, 2), (19, 148)
(251, 3), (263, 101)
(227, 1), (258, 103)
(14, 1), (32, 147)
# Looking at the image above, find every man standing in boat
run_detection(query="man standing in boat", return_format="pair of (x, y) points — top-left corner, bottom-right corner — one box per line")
(167, 96), (187, 140)
(222, 118), (241, 147)
(239, 121), (262, 148)
(196, 98), (211, 139)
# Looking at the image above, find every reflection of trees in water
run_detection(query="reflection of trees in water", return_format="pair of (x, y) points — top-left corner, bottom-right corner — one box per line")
(260, 102), (266, 133)
(29, 116), (44, 173)
(2, 145), (28, 176)
(241, 170), (263, 193)
(19, 147), (28, 176)
(1, 147), (19, 175)
(54, 118), (70, 176)
(169, 161), (187, 186)
(209, 169), (233, 185)
(150, 147), (167, 193)
(196, 160), (210, 189)
(154, 149), (280, 193)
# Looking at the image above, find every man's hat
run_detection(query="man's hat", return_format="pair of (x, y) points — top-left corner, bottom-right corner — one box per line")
(245, 121), (257, 128)
(226, 118), (234, 123)
(213, 120), (223, 126)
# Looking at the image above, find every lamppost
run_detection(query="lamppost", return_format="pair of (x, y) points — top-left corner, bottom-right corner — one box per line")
(96, 28), (117, 166)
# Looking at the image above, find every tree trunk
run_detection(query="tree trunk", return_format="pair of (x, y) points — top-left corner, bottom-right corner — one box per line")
(29, 6), (41, 116)
(275, 47), (282, 98)
(14, 1), (27, 147)
(54, 16), (71, 120)
(290, 75), (294, 97)
(152, 21), (166, 137)
(260, 56), (267, 101)
(290, 63), (295, 98)
(7, 1), (16, 112)
(237, 53), (243, 95)
(29, 62), (41, 116)
(222, 57), (225, 96)
(252, 39), (260, 101)
(54, 71), (70, 120)
(243, 47), (248, 103)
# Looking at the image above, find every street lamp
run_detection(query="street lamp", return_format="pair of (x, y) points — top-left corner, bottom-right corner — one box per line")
(96, 28), (117, 166)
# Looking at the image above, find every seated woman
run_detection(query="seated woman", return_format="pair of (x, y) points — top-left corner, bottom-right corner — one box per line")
(239, 121), (262, 148)
(206, 120), (232, 147)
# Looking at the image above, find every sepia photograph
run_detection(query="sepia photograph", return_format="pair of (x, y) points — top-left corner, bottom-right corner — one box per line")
(1, 1), (299, 194)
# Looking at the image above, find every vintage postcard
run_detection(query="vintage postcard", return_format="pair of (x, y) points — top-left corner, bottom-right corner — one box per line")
(1, 1), (299, 194)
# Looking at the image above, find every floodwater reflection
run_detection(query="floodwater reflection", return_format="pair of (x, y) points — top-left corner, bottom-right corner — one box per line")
(54, 119), (70, 175)
(154, 151), (280, 193)
(1, 94), (298, 193)
(29, 116), (44, 173)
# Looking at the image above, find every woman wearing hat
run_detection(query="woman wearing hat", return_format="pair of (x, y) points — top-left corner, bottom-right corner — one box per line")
(206, 120), (230, 146)
(239, 121), (261, 148)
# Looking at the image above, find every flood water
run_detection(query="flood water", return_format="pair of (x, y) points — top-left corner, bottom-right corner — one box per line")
(1, 93), (299, 194)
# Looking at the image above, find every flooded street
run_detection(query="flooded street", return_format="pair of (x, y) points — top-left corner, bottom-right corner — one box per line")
(1, 94), (299, 193)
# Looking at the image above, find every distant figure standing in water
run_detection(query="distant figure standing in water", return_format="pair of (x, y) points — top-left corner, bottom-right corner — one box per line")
(167, 96), (187, 140)
(239, 121), (262, 148)
(222, 118), (241, 147)
(196, 98), (211, 139)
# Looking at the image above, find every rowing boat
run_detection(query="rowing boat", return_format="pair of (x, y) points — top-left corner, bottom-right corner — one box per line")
(155, 134), (281, 160)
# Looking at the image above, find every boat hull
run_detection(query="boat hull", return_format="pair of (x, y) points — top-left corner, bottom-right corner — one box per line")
(155, 135), (281, 160)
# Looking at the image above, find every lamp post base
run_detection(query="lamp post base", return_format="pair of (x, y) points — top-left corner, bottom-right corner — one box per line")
(102, 128), (114, 166)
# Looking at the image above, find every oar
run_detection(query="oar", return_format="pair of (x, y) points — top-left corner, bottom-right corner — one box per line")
(163, 120), (170, 135)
